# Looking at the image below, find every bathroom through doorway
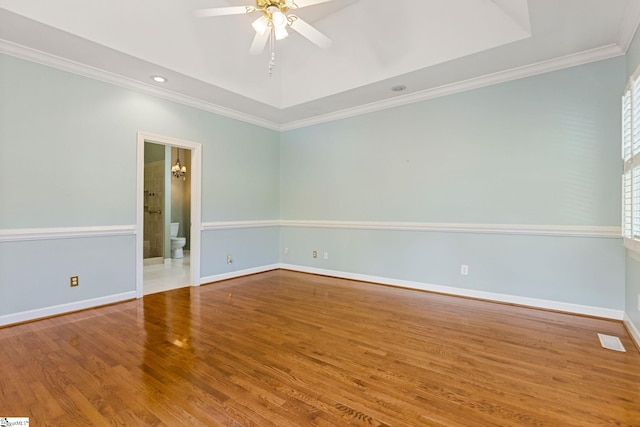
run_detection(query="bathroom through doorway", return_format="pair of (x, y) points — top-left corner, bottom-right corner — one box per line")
(136, 132), (202, 297)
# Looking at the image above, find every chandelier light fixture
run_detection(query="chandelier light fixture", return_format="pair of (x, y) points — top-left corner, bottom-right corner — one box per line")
(171, 148), (187, 180)
(194, 0), (332, 76)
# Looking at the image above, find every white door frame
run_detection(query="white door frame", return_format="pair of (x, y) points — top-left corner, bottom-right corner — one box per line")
(136, 132), (202, 298)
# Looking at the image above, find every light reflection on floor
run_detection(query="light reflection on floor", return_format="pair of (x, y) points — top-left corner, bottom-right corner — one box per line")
(143, 252), (190, 295)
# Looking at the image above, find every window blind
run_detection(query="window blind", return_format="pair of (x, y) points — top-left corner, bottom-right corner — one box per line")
(622, 70), (640, 247)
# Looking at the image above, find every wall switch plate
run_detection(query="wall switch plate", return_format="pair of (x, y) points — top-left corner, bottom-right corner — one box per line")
(226, 253), (233, 264)
(284, 247), (289, 255)
(70, 276), (79, 287)
(460, 265), (469, 275)
(313, 251), (318, 259)
(324, 251), (329, 260)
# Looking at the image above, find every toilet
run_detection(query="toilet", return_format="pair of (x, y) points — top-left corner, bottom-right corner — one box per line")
(170, 222), (186, 259)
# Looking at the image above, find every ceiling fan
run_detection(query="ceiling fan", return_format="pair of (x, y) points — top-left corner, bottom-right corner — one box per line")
(194, 0), (333, 75)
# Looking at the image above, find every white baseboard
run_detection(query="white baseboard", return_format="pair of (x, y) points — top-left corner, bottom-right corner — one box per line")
(624, 313), (640, 349)
(200, 264), (281, 285)
(279, 264), (625, 320)
(0, 291), (136, 327)
(2, 266), (626, 329)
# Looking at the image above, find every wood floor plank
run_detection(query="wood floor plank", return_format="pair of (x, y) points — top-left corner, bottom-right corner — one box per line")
(1, 269), (639, 426)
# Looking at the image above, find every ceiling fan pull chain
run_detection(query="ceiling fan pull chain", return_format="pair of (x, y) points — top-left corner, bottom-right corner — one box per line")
(268, 26), (276, 76)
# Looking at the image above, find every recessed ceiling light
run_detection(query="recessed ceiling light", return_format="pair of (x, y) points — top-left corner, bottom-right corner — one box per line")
(151, 75), (167, 83)
(391, 85), (407, 92)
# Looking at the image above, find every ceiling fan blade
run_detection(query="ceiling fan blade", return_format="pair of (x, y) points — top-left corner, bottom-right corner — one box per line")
(193, 6), (252, 18)
(250, 30), (270, 55)
(289, 17), (332, 49)
(289, 0), (333, 8)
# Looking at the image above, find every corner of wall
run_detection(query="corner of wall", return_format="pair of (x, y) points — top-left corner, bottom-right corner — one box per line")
(624, 312), (640, 351)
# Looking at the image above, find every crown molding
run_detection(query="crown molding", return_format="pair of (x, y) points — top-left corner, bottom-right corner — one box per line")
(1, 39), (626, 132)
(281, 44), (625, 131)
(0, 39), (281, 131)
(618, 0), (640, 53)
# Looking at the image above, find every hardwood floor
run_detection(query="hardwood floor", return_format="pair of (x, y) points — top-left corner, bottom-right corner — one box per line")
(1, 270), (639, 426)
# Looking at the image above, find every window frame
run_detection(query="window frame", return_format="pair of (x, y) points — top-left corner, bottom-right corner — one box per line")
(622, 66), (640, 253)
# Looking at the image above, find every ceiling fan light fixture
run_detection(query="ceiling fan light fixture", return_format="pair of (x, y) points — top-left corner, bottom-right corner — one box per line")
(193, 0), (333, 76)
(274, 26), (289, 40)
(252, 15), (269, 34)
(271, 10), (287, 28)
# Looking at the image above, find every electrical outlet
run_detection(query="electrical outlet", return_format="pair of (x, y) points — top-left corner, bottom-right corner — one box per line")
(284, 247), (289, 255)
(70, 276), (79, 287)
(460, 265), (469, 276)
(226, 253), (233, 264)
(637, 293), (640, 311)
(324, 251), (329, 260)
(313, 250), (318, 259)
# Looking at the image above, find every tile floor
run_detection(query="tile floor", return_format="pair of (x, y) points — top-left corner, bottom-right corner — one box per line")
(143, 252), (191, 295)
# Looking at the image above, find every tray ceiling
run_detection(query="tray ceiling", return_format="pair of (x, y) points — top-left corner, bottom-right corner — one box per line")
(0, 0), (638, 129)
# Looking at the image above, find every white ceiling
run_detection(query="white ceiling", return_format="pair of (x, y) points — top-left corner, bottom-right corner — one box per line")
(0, 0), (639, 130)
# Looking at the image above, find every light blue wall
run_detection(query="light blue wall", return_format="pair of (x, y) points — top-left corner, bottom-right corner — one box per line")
(0, 54), (280, 316)
(625, 28), (640, 332)
(280, 227), (624, 308)
(0, 54), (280, 229)
(0, 50), (630, 320)
(280, 57), (627, 310)
(0, 236), (135, 316)
(201, 227), (280, 278)
(626, 253), (640, 328)
(282, 59), (624, 225)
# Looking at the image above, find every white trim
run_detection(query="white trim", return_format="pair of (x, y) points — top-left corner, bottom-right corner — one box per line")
(200, 264), (280, 285)
(0, 264), (629, 333)
(0, 291), (136, 327)
(0, 40), (280, 132)
(618, 0), (640, 53)
(136, 135), (145, 299)
(0, 225), (135, 243)
(281, 45), (624, 131)
(624, 313), (640, 350)
(279, 264), (625, 320)
(280, 220), (621, 238)
(0, 40), (624, 132)
(136, 132), (203, 299)
(202, 220), (280, 231)
(1, 221), (616, 243)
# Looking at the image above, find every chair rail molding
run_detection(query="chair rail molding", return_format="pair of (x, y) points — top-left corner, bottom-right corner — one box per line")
(0, 225), (136, 243)
(280, 220), (621, 238)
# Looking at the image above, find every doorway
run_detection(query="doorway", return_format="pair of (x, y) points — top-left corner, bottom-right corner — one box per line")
(136, 132), (202, 298)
